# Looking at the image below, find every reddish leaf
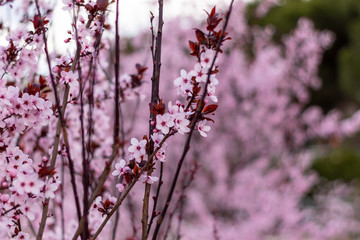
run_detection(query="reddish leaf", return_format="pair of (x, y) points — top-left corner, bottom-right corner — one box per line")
(31, 14), (49, 31)
(193, 84), (201, 96)
(32, 14), (42, 30)
(133, 165), (140, 175)
(38, 166), (56, 178)
(202, 104), (218, 115)
(102, 199), (113, 209)
(85, 3), (93, 12)
(124, 174), (132, 183)
(149, 99), (165, 115)
(24, 83), (40, 96)
(195, 29), (207, 45)
(136, 63), (148, 76)
(96, 0), (108, 10)
(189, 40), (199, 57)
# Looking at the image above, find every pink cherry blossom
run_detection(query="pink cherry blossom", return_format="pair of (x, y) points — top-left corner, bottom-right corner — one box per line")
(197, 120), (211, 137)
(156, 113), (175, 134)
(141, 175), (159, 184)
(174, 69), (193, 96)
(112, 159), (130, 178)
(128, 138), (147, 160)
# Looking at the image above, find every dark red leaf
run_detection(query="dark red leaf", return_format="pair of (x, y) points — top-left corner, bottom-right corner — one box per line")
(38, 166), (56, 178)
(85, 4), (93, 12)
(195, 29), (207, 45)
(202, 104), (218, 115)
(149, 99), (165, 116)
(136, 63), (148, 76)
(96, 0), (108, 10)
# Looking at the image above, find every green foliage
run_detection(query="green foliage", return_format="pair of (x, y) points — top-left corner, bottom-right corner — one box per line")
(313, 146), (360, 181)
(248, 0), (360, 109)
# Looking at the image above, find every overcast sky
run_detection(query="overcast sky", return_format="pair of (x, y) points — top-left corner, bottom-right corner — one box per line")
(0, 0), (242, 50)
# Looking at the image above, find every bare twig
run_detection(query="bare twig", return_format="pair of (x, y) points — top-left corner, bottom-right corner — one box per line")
(1, 204), (20, 216)
(147, 161), (163, 233)
(111, 97), (127, 239)
(61, 156), (65, 240)
(142, 1), (164, 239)
(114, 0), (120, 146)
(70, 3), (89, 239)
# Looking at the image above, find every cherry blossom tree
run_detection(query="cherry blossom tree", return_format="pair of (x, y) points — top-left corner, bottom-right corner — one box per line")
(0, 0), (236, 239)
(1, 0), (360, 240)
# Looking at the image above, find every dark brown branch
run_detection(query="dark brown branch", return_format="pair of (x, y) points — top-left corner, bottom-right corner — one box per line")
(142, 1), (164, 239)
(151, 2), (235, 238)
(34, 1), (82, 238)
(70, 4), (89, 239)
(111, 100), (127, 240)
(147, 161), (163, 233)
(114, 0), (120, 145)
(1, 204), (20, 216)
(61, 156), (65, 240)
(107, 0), (123, 238)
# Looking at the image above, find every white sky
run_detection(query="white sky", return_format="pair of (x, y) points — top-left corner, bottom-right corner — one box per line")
(0, 0), (247, 50)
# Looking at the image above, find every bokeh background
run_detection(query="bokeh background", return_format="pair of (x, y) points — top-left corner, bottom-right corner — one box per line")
(2, 0), (360, 239)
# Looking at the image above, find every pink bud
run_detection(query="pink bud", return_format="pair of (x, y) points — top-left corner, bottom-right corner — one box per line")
(1, 194), (10, 203)
(9, 171), (17, 178)
(53, 66), (59, 73)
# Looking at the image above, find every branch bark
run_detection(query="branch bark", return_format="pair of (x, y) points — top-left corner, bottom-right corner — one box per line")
(142, 1), (164, 239)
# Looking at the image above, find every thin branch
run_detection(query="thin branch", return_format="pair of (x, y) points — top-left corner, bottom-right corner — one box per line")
(34, 1), (83, 238)
(142, 1), (164, 239)
(147, 162), (163, 233)
(114, 0), (120, 145)
(151, 1), (235, 238)
(111, 0), (126, 235)
(1, 204), (20, 216)
(71, 3), (89, 239)
(111, 100), (127, 240)
(61, 156), (65, 240)
(27, 217), (37, 237)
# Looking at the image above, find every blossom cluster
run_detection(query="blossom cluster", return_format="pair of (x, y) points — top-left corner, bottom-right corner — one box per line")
(3, 0), (359, 239)
(0, 147), (60, 238)
(110, 8), (225, 198)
